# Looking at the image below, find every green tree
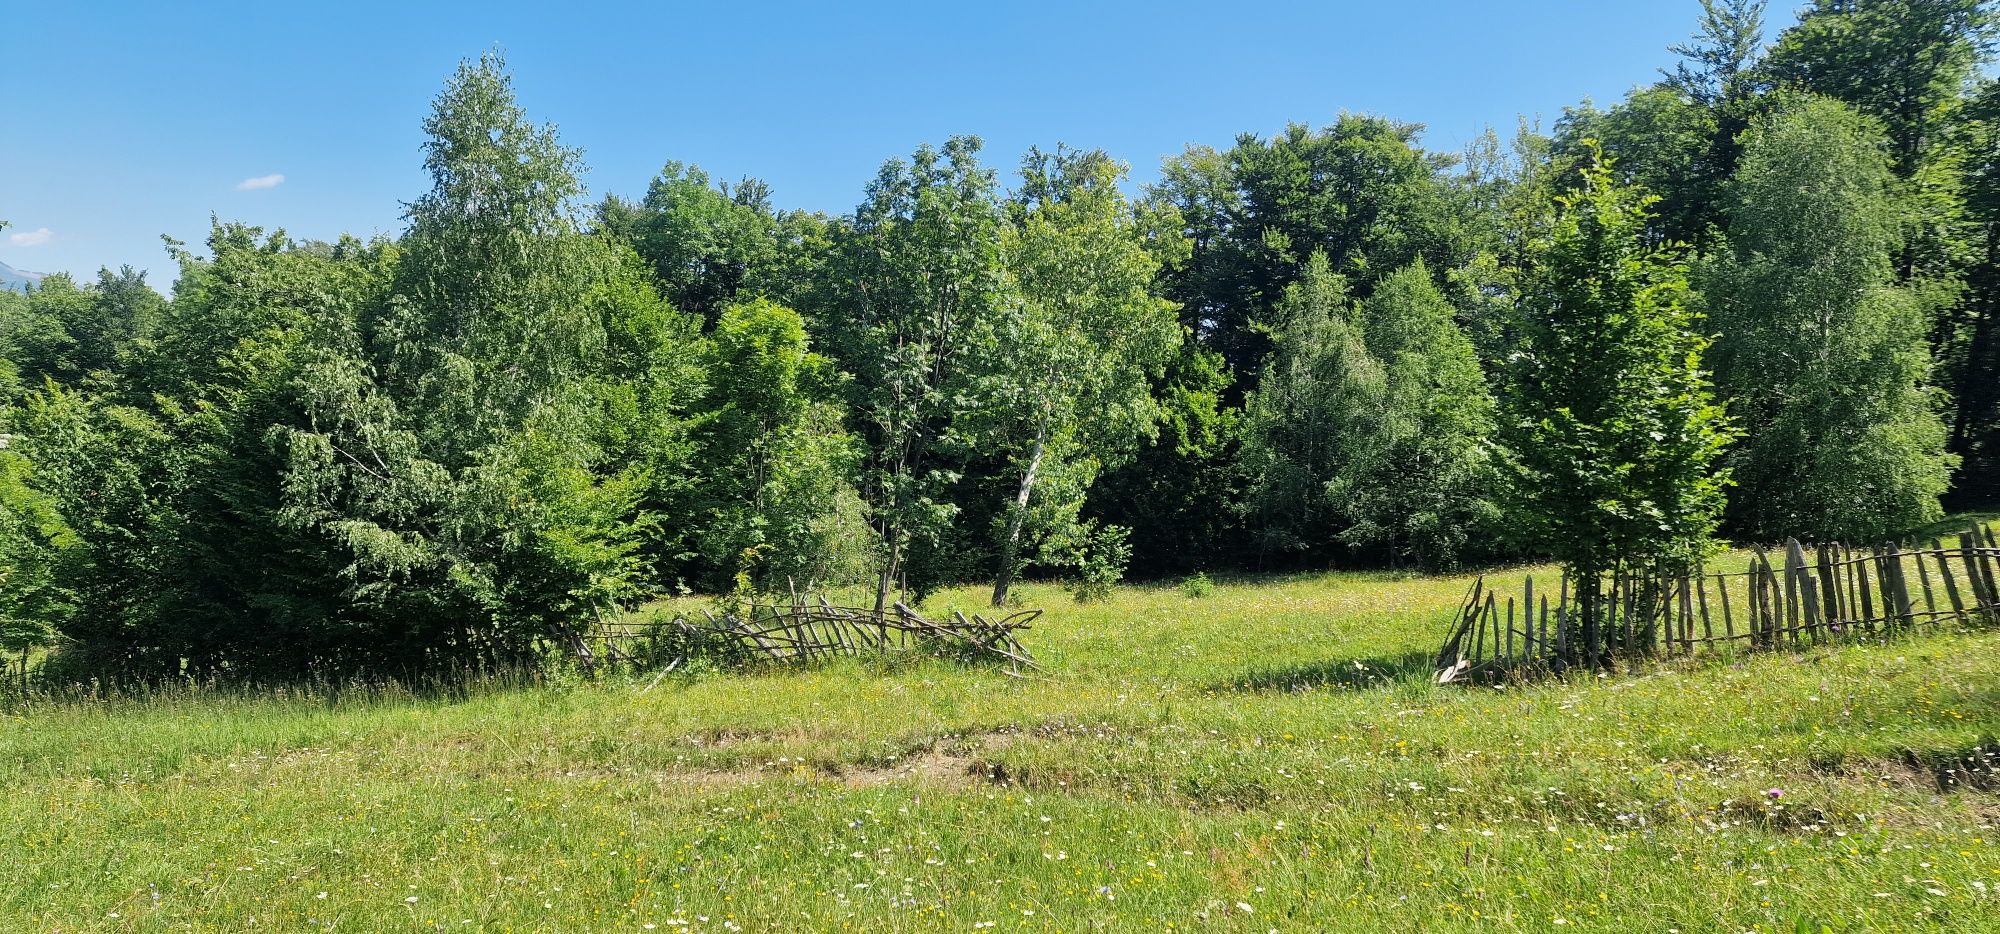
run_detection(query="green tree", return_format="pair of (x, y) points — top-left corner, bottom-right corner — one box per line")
(1343, 261), (1500, 570)
(1083, 346), (1252, 576)
(0, 267), (161, 389)
(5, 384), (191, 677)
(1502, 145), (1734, 666)
(598, 163), (780, 324)
(1241, 252), (1383, 560)
(1704, 97), (1958, 540)
(692, 299), (871, 593)
(1764, 0), (1993, 180)
(820, 137), (1012, 610)
(1238, 257), (1498, 570)
(1151, 116), (1479, 382)
(981, 147), (1183, 606)
(274, 53), (674, 669)
(0, 446), (77, 674)
(1664, 0), (1769, 109)
(1762, 0), (1993, 289)
(1558, 2), (1770, 251)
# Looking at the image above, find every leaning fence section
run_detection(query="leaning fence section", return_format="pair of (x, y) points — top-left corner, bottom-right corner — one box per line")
(581, 598), (1040, 676)
(1436, 521), (2000, 681)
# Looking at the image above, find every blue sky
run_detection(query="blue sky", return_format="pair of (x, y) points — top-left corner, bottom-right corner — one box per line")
(2, 1), (1797, 284)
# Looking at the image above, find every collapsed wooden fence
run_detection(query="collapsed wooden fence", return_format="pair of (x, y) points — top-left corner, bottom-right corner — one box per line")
(1436, 521), (2000, 681)
(581, 598), (1040, 676)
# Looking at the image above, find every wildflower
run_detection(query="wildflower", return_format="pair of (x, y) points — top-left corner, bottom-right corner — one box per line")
(1765, 788), (1783, 801)
(1237, 902), (1255, 914)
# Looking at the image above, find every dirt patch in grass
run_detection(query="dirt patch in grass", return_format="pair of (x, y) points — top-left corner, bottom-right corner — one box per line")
(594, 728), (1033, 792)
(827, 730), (1023, 788)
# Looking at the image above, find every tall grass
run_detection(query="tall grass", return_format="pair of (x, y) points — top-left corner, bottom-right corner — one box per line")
(3, 567), (1996, 931)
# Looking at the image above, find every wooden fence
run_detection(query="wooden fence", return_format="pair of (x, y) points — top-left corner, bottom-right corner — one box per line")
(1435, 521), (2000, 681)
(582, 598), (1040, 676)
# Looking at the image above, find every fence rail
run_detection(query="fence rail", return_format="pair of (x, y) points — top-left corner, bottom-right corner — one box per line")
(581, 598), (1040, 676)
(1435, 521), (2000, 681)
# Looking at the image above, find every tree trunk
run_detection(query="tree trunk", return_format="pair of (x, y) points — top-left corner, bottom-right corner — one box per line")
(991, 436), (1048, 607)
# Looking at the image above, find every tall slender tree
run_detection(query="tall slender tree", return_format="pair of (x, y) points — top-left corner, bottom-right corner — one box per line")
(1342, 260), (1499, 570)
(275, 53), (679, 668)
(824, 137), (1012, 611)
(982, 147), (1182, 606)
(1503, 145), (1734, 666)
(1705, 96), (1958, 540)
(1241, 252), (1382, 560)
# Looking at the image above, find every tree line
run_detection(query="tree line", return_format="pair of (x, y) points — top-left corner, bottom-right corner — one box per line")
(0, 0), (1994, 679)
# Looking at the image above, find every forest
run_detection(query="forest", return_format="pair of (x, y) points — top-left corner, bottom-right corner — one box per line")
(1, 0), (1996, 680)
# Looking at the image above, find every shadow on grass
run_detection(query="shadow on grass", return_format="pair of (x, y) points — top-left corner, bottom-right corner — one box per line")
(1212, 649), (1439, 693)
(1905, 508), (2000, 543)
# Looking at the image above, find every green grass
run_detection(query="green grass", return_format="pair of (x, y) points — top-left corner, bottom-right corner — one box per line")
(3, 568), (1997, 932)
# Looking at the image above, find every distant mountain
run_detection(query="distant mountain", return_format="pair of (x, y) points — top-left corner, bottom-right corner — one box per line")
(0, 260), (44, 293)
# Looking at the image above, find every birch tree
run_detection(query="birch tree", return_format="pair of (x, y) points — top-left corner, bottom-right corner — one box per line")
(982, 148), (1182, 606)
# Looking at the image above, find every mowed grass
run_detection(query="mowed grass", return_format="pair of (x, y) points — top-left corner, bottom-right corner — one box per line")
(3, 568), (1997, 932)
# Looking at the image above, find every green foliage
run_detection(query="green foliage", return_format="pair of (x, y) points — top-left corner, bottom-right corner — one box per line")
(1176, 571), (1214, 598)
(0, 447), (75, 655)
(1704, 96), (1959, 541)
(691, 299), (872, 593)
(1763, 0), (1994, 179)
(263, 53), (691, 672)
(598, 163), (781, 324)
(1664, 0), (1768, 109)
(978, 147), (1182, 605)
(1341, 261), (1500, 570)
(0, 267), (162, 391)
(9, 5), (1997, 680)
(818, 136), (1013, 607)
(1502, 144), (1735, 583)
(1083, 344), (1253, 577)
(1243, 255), (1498, 570)
(1150, 115), (1480, 381)
(1559, 89), (1734, 248)
(1055, 521), (1130, 604)
(1242, 253), (1382, 558)
(5, 384), (197, 676)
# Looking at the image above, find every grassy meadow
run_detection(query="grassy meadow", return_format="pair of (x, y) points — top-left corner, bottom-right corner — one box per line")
(3, 565), (1998, 932)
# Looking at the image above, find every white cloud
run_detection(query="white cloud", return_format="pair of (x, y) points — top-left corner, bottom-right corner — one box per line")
(7, 227), (52, 247)
(235, 173), (285, 191)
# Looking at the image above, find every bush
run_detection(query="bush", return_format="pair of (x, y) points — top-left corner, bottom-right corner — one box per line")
(1061, 523), (1130, 604)
(1178, 572), (1214, 598)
